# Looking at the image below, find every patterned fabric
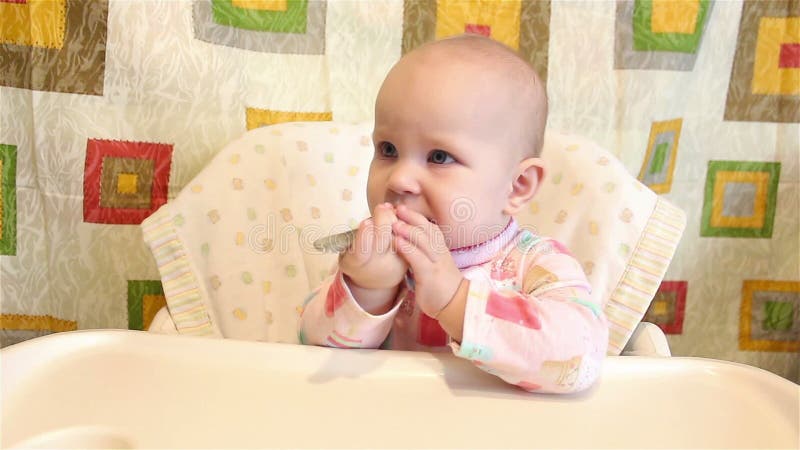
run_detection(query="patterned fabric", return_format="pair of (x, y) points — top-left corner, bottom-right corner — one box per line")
(518, 133), (686, 355)
(615, 0), (714, 71)
(725, 0), (800, 122)
(0, 144), (17, 255)
(0, 0), (797, 383)
(300, 221), (609, 393)
(0, 0), (108, 95)
(143, 122), (373, 341)
(141, 122), (682, 364)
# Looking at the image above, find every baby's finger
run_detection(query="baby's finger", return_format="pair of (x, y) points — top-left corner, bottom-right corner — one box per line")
(392, 220), (435, 262)
(372, 203), (397, 255)
(395, 205), (434, 233)
(351, 217), (374, 264)
(394, 233), (428, 274)
(397, 205), (451, 256)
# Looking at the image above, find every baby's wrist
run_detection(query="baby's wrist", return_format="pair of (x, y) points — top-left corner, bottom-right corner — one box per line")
(341, 268), (394, 291)
(435, 279), (469, 343)
(433, 278), (467, 319)
(343, 274), (400, 315)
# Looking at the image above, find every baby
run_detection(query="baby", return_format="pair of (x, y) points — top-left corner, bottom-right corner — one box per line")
(299, 34), (608, 393)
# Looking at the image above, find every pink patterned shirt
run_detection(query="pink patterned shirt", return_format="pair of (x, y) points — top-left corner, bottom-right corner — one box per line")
(299, 218), (608, 393)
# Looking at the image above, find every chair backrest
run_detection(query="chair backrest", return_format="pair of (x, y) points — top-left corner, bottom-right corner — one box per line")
(142, 121), (686, 353)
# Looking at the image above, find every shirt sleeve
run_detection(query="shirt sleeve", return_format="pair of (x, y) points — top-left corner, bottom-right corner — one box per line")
(451, 240), (609, 394)
(298, 269), (406, 349)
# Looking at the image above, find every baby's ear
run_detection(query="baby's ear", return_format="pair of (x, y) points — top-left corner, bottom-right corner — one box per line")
(503, 157), (545, 216)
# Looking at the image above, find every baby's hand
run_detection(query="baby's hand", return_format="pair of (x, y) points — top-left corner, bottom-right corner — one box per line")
(339, 203), (408, 291)
(392, 205), (464, 318)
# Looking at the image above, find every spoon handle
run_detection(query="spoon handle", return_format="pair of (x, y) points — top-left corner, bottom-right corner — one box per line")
(312, 229), (357, 253)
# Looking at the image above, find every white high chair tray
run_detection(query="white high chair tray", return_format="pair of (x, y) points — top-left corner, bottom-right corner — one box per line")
(2, 330), (797, 449)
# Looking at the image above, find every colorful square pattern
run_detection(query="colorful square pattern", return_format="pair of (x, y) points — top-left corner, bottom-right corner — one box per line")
(231, 0), (287, 12)
(0, 0), (108, 95)
(752, 17), (800, 95)
(725, 1), (800, 123)
(615, 0), (713, 71)
(651, 0), (701, 34)
(402, 0), (551, 83)
(0, 0), (66, 48)
(193, 0), (326, 54)
(212, 0), (306, 33)
(633, 0), (710, 53)
(127, 280), (167, 331)
(740, 280), (800, 352)
(0, 314), (77, 332)
(83, 139), (173, 225)
(245, 108), (332, 130)
(0, 144), (17, 255)
(643, 281), (687, 334)
(638, 118), (682, 194)
(701, 161), (780, 238)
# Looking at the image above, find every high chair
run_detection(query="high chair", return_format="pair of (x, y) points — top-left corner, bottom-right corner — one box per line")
(143, 121), (683, 357)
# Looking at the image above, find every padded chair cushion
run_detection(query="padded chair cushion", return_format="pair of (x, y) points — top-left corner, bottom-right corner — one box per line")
(142, 121), (685, 353)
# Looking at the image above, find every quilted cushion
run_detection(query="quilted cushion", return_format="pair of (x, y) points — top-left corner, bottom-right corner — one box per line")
(142, 121), (685, 353)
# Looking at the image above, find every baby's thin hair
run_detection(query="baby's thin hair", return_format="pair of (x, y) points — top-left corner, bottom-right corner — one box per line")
(415, 34), (548, 158)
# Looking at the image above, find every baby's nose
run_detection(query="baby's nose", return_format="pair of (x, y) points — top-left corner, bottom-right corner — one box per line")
(387, 162), (421, 195)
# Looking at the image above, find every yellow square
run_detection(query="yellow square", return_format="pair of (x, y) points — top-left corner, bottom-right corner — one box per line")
(0, 0), (66, 49)
(651, 0), (700, 34)
(245, 108), (332, 130)
(116, 173), (139, 195)
(710, 171), (769, 228)
(752, 17), (800, 95)
(231, 0), (288, 11)
(142, 294), (167, 331)
(435, 0), (522, 50)
(652, 299), (669, 316)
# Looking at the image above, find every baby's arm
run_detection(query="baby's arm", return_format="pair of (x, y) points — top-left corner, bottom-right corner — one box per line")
(298, 269), (407, 348)
(300, 203), (409, 348)
(453, 240), (608, 393)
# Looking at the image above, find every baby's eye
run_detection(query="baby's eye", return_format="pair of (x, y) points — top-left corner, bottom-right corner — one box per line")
(378, 141), (398, 158)
(428, 149), (454, 165)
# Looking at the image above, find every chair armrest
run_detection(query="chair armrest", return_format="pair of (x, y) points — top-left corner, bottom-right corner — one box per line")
(621, 322), (671, 357)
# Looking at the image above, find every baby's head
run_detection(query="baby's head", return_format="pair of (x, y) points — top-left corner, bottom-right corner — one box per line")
(368, 34), (548, 249)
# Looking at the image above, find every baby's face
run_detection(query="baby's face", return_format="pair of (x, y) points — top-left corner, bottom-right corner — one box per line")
(367, 53), (522, 250)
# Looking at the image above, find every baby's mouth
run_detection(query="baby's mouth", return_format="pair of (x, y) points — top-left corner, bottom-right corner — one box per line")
(389, 203), (436, 225)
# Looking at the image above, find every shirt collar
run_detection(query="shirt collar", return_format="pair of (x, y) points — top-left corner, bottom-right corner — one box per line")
(450, 217), (519, 270)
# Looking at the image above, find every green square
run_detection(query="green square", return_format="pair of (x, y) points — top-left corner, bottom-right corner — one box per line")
(127, 280), (165, 330)
(700, 161), (781, 238)
(211, 0), (308, 33)
(763, 301), (793, 331)
(0, 144), (17, 256)
(650, 142), (668, 175)
(633, 0), (711, 54)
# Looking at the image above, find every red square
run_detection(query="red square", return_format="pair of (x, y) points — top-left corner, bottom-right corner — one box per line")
(779, 43), (800, 68)
(644, 281), (687, 335)
(464, 23), (491, 37)
(83, 139), (172, 224)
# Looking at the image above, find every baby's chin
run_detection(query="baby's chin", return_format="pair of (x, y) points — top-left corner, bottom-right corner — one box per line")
(439, 221), (510, 250)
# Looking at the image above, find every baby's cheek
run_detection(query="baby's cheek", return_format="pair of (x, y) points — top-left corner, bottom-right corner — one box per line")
(365, 186), (380, 213)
